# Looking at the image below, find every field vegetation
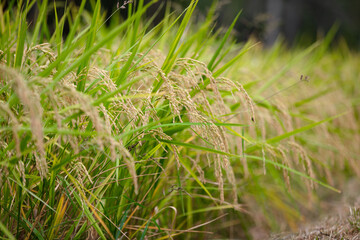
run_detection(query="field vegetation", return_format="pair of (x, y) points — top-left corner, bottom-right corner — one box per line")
(0, 0), (359, 239)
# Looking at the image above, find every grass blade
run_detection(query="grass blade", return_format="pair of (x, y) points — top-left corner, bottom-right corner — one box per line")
(0, 221), (16, 240)
(76, 0), (101, 92)
(30, 0), (48, 46)
(207, 10), (242, 71)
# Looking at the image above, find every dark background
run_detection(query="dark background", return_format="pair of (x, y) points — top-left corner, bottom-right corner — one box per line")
(104, 0), (360, 48)
(215, 0), (360, 48)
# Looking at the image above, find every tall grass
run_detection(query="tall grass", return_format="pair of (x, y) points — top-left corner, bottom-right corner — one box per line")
(0, 0), (359, 239)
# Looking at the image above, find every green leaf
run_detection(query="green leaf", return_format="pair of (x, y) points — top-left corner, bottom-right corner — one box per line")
(76, 0), (101, 92)
(14, 11), (27, 68)
(207, 10), (242, 71)
(30, 0), (48, 46)
(0, 221), (16, 240)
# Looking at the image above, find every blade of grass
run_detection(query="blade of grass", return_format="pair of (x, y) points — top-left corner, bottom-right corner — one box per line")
(76, 0), (101, 92)
(63, 0), (86, 50)
(14, 5), (27, 69)
(207, 10), (242, 71)
(30, 0), (48, 46)
(0, 220), (16, 240)
(64, 169), (111, 240)
(8, 177), (56, 212)
(139, 219), (151, 240)
(213, 41), (258, 78)
(48, 195), (68, 240)
(152, 0), (198, 93)
(294, 88), (332, 108)
(161, 0), (198, 74)
(180, 205), (238, 217)
(116, 0), (144, 86)
(52, 1), (61, 56)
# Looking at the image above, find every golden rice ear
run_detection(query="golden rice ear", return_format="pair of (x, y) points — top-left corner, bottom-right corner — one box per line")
(0, 65), (48, 178)
(2, 40), (255, 204)
(289, 141), (316, 190)
(217, 77), (256, 123)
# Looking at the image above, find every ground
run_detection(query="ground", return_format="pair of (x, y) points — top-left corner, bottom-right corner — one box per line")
(272, 178), (360, 240)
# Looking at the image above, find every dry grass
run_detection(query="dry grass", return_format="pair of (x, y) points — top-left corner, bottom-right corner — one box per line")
(272, 206), (360, 240)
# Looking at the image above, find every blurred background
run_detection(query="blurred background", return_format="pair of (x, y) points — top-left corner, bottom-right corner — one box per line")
(21, 0), (360, 49)
(205, 0), (360, 48)
(103, 0), (360, 49)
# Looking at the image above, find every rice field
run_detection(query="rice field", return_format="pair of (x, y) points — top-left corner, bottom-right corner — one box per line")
(0, 0), (359, 239)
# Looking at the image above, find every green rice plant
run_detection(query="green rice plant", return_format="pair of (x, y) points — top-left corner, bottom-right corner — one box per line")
(0, 0), (359, 239)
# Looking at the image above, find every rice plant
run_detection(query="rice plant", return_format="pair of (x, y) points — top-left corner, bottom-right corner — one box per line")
(0, 0), (359, 239)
